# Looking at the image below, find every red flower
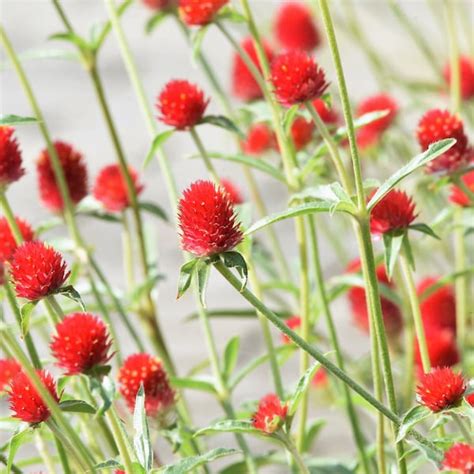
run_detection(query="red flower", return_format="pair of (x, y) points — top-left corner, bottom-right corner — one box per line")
(50, 312), (113, 375)
(0, 262), (5, 286)
(311, 368), (328, 388)
(270, 51), (329, 106)
(416, 109), (468, 173)
(10, 241), (70, 301)
(141, 0), (174, 10)
(347, 259), (403, 335)
(444, 56), (474, 101)
(416, 367), (466, 412)
(273, 2), (321, 51)
(242, 123), (277, 155)
(8, 370), (60, 424)
(178, 180), (243, 257)
(157, 80), (209, 130)
(178, 0), (228, 26)
(357, 94), (398, 135)
(417, 277), (456, 333)
(369, 189), (417, 236)
(93, 164), (144, 212)
(442, 443), (474, 473)
(311, 98), (340, 125)
(0, 359), (21, 392)
(252, 393), (288, 433)
(290, 117), (314, 151)
(220, 178), (244, 205)
(118, 353), (175, 417)
(0, 216), (35, 262)
(0, 126), (25, 188)
(36, 141), (88, 212)
(281, 316), (301, 344)
(415, 327), (459, 369)
(450, 170), (474, 207)
(466, 393), (474, 407)
(232, 38), (274, 102)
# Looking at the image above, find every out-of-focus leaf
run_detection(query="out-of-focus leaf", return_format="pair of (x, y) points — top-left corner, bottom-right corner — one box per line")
(200, 115), (243, 136)
(223, 336), (240, 381)
(59, 400), (96, 414)
(157, 448), (239, 473)
(143, 130), (174, 169)
(170, 376), (216, 394)
(288, 361), (322, 417)
(7, 428), (31, 474)
(133, 385), (153, 472)
(145, 11), (168, 34)
(0, 115), (38, 126)
(138, 201), (168, 221)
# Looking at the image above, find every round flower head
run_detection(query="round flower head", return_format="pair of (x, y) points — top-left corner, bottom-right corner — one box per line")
(311, 368), (328, 388)
(416, 367), (466, 413)
(10, 241), (70, 301)
(50, 312), (113, 375)
(0, 216), (35, 263)
(252, 393), (288, 434)
(178, 180), (243, 257)
(142, 0), (174, 10)
(270, 51), (328, 106)
(290, 117), (314, 151)
(442, 443), (474, 473)
(273, 2), (321, 51)
(220, 179), (244, 205)
(242, 123), (277, 155)
(8, 370), (60, 424)
(93, 164), (144, 212)
(157, 80), (208, 130)
(118, 353), (175, 418)
(450, 170), (474, 207)
(36, 141), (88, 212)
(416, 109), (468, 173)
(417, 277), (456, 333)
(178, 0), (228, 26)
(0, 359), (21, 392)
(347, 259), (403, 335)
(281, 315), (301, 344)
(232, 38), (274, 102)
(415, 327), (459, 369)
(0, 126), (25, 188)
(444, 56), (474, 101)
(369, 189), (417, 236)
(311, 98), (340, 125)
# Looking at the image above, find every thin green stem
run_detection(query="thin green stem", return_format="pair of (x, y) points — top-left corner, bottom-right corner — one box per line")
(278, 432), (310, 474)
(106, 407), (135, 474)
(122, 211), (135, 291)
(443, 0), (461, 113)
(53, 433), (72, 474)
(35, 431), (58, 474)
(189, 127), (220, 183)
(451, 412), (473, 443)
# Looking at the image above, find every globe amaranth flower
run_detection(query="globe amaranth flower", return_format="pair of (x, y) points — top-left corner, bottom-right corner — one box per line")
(50, 312), (113, 375)
(416, 109), (469, 173)
(0, 216), (35, 262)
(242, 123), (277, 155)
(220, 178), (244, 205)
(178, 180), (243, 257)
(450, 170), (474, 207)
(10, 241), (70, 301)
(0, 359), (21, 392)
(444, 56), (474, 101)
(311, 98), (340, 125)
(416, 367), (466, 412)
(311, 368), (328, 388)
(178, 0), (228, 26)
(369, 189), (417, 236)
(270, 51), (329, 106)
(290, 117), (314, 151)
(93, 164), (144, 212)
(417, 277), (456, 334)
(141, 0), (174, 10)
(441, 443), (474, 473)
(415, 326), (459, 369)
(118, 353), (175, 418)
(347, 259), (403, 335)
(0, 126), (25, 188)
(36, 141), (88, 212)
(273, 2), (321, 52)
(232, 37), (274, 102)
(252, 393), (288, 433)
(281, 315), (301, 344)
(8, 370), (60, 424)
(157, 80), (209, 130)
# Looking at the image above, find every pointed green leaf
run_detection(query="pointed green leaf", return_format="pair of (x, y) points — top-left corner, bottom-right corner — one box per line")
(283, 105), (300, 134)
(177, 259), (198, 299)
(383, 233), (404, 279)
(94, 459), (123, 470)
(49, 32), (92, 52)
(20, 301), (38, 337)
(7, 428), (32, 474)
(303, 419), (326, 453)
(200, 115), (243, 137)
(78, 208), (121, 223)
(56, 285), (86, 311)
(288, 361), (322, 417)
(143, 130), (174, 169)
(409, 223), (440, 240)
(134, 385), (153, 472)
(138, 201), (168, 221)
(223, 336), (240, 381)
(220, 252), (248, 291)
(90, 376), (116, 417)
(0, 115), (38, 126)
(145, 11), (168, 34)
(196, 261), (211, 308)
(216, 6), (247, 23)
(170, 376), (216, 394)
(59, 400), (96, 414)
(396, 405), (431, 442)
(194, 420), (266, 438)
(191, 25), (209, 63)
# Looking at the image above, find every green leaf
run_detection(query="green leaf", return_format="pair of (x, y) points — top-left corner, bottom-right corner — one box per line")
(138, 201), (168, 221)
(158, 448), (239, 474)
(216, 6), (247, 23)
(283, 105), (300, 134)
(303, 420), (326, 453)
(396, 405), (431, 442)
(129, 271), (165, 308)
(59, 400), (96, 414)
(0, 115), (38, 126)
(170, 376), (216, 394)
(367, 139), (456, 210)
(196, 261), (211, 308)
(7, 428), (31, 474)
(94, 459), (123, 470)
(49, 32), (92, 52)
(306, 459), (355, 474)
(382, 233), (404, 280)
(223, 336), (240, 381)
(220, 252), (248, 291)
(199, 115), (243, 136)
(143, 130), (174, 169)
(133, 385), (153, 472)
(191, 25), (209, 64)
(56, 285), (86, 311)
(145, 11), (168, 34)
(408, 223), (440, 240)
(288, 361), (322, 417)
(194, 420), (265, 438)
(90, 376), (116, 416)
(177, 259), (198, 299)
(78, 208), (121, 223)
(20, 301), (38, 337)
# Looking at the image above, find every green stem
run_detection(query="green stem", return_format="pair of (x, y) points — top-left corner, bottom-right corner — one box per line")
(122, 210), (135, 291)
(189, 127), (220, 183)
(451, 412), (473, 443)
(106, 407), (135, 474)
(35, 431), (58, 474)
(443, 0), (461, 113)
(278, 432), (310, 474)
(53, 434), (72, 474)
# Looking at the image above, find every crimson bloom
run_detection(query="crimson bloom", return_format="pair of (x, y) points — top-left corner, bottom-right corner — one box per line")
(441, 443), (474, 473)
(142, 0), (174, 10)
(444, 56), (474, 101)
(281, 316), (301, 344)
(311, 98), (340, 125)
(273, 2), (321, 51)
(270, 51), (328, 106)
(36, 141), (88, 212)
(50, 312), (113, 375)
(232, 38), (274, 102)
(450, 170), (474, 207)
(93, 164), (144, 212)
(157, 80), (208, 130)
(220, 179), (244, 205)
(178, 180), (243, 257)
(0, 216), (35, 262)
(369, 189), (417, 236)
(10, 241), (70, 301)
(252, 393), (288, 433)
(311, 368), (328, 388)
(290, 117), (314, 151)
(8, 370), (60, 424)
(416, 109), (468, 173)
(415, 327), (459, 369)
(0, 126), (25, 188)
(242, 123), (277, 155)
(118, 353), (175, 417)
(416, 367), (466, 412)
(0, 359), (21, 392)
(178, 0), (227, 26)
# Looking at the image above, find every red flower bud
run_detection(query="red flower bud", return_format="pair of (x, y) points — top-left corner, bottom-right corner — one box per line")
(281, 316), (301, 344)
(290, 117), (314, 151)
(443, 56), (474, 101)
(178, 0), (228, 26)
(0, 126), (25, 188)
(0, 359), (21, 392)
(415, 326), (459, 369)
(220, 178), (244, 205)
(441, 443), (474, 473)
(252, 393), (288, 433)
(311, 98), (340, 125)
(0, 216), (35, 263)
(450, 169), (474, 207)
(242, 123), (277, 155)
